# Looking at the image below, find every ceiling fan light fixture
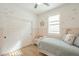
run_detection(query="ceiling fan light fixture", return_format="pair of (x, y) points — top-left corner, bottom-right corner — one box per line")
(34, 3), (49, 8)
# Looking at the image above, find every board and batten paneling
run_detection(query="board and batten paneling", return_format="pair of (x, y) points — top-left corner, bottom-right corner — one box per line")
(0, 4), (37, 54)
(38, 4), (79, 38)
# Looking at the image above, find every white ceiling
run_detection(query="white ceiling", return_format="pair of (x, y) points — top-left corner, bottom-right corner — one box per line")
(15, 3), (64, 14)
(0, 3), (64, 14)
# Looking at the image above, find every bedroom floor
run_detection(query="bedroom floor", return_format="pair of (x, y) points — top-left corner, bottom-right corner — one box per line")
(1, 44), (47, 56)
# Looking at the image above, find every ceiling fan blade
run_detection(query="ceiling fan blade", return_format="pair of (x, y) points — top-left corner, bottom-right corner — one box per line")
(34, 4), (38, 8)
(43, 3), (49, 6)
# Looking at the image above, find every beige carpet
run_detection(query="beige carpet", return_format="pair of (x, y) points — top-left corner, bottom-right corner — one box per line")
(1, 44), (46, 56)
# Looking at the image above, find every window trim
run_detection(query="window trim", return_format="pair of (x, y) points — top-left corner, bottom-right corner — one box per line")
(48, 15), (60, 34)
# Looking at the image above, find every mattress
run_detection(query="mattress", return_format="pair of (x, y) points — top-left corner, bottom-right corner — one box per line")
(38, 38), (79, 56)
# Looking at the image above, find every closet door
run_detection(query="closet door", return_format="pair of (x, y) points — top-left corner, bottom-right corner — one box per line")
(0, 16), (32, 54)
(0, 17), (7, 54)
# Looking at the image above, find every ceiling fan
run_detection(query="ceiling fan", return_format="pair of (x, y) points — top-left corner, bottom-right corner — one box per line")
(34, 3), (50, 8)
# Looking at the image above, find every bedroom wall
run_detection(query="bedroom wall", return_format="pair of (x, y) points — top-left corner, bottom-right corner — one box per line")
(0, 4), (38, 53)
(37, 4), (79, 38)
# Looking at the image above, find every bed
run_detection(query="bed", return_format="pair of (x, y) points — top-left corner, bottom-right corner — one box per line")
(38, 37), (79, 56)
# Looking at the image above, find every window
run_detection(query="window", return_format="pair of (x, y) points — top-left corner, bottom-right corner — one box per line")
(48, 15), (60, 34)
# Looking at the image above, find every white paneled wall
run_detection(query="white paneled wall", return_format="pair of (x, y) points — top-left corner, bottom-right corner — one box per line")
(38, 4), (79, 38)
(0, 4), (37, 54)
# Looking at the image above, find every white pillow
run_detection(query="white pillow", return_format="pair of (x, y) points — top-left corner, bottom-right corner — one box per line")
(64, 34), (76, 45)
(74, 36), (79, 47)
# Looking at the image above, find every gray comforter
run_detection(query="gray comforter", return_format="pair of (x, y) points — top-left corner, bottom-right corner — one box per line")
(38, 38), (79, 56)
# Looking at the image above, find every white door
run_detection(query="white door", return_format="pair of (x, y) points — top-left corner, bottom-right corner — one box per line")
(0, 17), (32, 54)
